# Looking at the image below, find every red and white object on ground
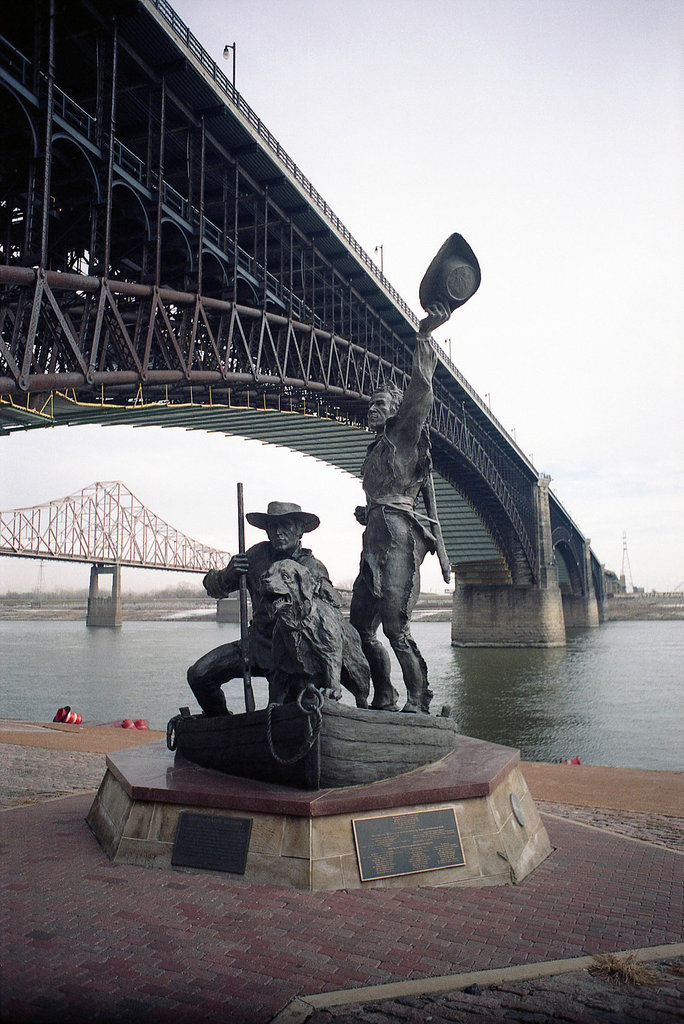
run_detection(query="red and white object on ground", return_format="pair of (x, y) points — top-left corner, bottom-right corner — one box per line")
(53, 706), (82, 725)
(52, 709), (149, 729)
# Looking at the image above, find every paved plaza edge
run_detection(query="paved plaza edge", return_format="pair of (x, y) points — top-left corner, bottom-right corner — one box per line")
(1, 724), (682, 1023)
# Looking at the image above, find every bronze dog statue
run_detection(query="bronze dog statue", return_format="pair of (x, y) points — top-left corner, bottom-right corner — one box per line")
(261, 559), (370, 708)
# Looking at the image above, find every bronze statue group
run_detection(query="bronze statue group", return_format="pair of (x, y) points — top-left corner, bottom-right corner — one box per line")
(188, 235), (481, 718)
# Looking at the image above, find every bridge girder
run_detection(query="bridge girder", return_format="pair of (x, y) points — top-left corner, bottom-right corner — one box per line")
(0, 268), (537, 582)
(0, 0), (596, 593)
(0, 479), (231, 570)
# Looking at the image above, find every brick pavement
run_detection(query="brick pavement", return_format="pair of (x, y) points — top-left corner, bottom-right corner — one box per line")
(0, 744), (106, 806)
(1, 791), (682, 1024)
(304, 956), (684, 1023)
(536, 801), (684, 852)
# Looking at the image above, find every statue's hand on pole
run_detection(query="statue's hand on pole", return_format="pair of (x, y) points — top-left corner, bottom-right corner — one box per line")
(237, 482), (256, 714)
(232, 552), (249, 575)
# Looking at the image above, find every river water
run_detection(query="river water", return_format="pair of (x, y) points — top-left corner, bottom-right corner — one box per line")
(1, 619), (682, 771)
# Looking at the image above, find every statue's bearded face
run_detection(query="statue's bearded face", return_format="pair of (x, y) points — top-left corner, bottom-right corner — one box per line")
(368, 390), (399, 431)
(265, 516), (304, 556)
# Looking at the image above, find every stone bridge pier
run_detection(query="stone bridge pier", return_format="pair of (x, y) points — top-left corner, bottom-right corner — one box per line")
(451, 476), (568, 647)
(86, 563), (122, 628)
(561, 539), (600, 629)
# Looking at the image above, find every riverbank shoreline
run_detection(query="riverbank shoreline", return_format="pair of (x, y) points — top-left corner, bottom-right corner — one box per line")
(2, 591), (683, 621)
(2, 717), (682, 818)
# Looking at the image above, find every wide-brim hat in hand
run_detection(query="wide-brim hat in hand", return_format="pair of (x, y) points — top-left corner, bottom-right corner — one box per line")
(419, 233), (481, 314)
(246, 501), (320, 533)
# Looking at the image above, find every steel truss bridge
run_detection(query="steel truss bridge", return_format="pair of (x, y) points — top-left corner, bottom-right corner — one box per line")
(0, 0), (604, 607)
(0, 480), (230, 571)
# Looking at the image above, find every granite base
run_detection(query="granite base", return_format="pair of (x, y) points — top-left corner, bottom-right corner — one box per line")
(86, 737), (552, 890)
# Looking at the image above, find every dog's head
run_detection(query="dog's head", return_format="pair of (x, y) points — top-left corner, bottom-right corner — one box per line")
(261, 559), (316, 628)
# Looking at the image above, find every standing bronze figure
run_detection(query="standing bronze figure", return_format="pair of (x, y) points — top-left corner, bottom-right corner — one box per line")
(349, 234), (481, 714)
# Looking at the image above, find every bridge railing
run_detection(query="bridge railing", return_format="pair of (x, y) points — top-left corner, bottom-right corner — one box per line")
(1, 25), (525, 466)
(144, 3), (529, 455)
(0, 34), (30, 86)
(147, 0), (418, 328)
(113, 139), (146, 185)
(162, 181), (189, 221)
(53, 87), (96, 143)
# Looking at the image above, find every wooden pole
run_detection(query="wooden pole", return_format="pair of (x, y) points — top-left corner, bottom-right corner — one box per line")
(237, 482), (256, 712)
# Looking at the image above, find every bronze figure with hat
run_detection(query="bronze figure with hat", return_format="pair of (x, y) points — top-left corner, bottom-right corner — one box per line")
(350, 233), (480, 715)
(187, 495), (369, 715)
(246, 501), (320, 534)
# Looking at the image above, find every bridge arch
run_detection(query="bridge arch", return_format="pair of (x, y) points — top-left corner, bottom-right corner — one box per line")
(0, 82), (38, 159)
(159, 219), (194, 292)
(554, 540), (583, 596)
(47, 134), (100, 270)
(0, 84), (38, 263)
(0, 269), (540, 583)
(233, 276), (260, 308)
(552, 526), (585, 595)
(0, 0), (601, 609)
(200, 249), (230, 300)
(110, 181), (152, 276)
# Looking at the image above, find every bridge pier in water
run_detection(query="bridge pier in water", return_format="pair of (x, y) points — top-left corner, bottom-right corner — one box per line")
(451, 476), (567, 648)
(561, 540), (600, 629)
(86, 563), (122, 628)
(451, 583), (566, 648)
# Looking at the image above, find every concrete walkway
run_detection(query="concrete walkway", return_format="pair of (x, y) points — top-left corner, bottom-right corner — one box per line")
(1, 722), (682, 1023)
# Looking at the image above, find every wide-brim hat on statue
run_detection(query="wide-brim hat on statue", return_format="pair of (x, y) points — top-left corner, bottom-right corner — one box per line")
(246, 501), (320, 533)
(419, 233), (481, 313)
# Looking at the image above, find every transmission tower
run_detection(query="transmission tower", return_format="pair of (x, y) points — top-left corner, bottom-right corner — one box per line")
(621, 531), (634, 594)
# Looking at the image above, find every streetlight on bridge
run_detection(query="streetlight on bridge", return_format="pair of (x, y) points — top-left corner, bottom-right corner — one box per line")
(223, 42), (237, 90)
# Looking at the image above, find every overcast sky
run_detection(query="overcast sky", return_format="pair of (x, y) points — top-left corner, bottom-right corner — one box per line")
(1, 0), (682, 594)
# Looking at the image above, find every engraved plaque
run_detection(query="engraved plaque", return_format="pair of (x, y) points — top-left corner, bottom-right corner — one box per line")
(510, 793), (526, 827)
(352, 807), (465, 882)
(172, 813), (252, 873)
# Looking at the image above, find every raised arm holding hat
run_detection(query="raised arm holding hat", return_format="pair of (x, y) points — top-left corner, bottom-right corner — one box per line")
(350, 233), (480, 715)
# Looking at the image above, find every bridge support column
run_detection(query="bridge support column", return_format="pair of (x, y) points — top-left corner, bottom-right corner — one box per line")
(86, 563), (122, 628)
(561, 540), (600, 629)
(451, 476), (566, 647)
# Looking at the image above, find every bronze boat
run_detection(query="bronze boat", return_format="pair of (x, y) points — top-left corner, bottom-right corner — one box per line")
(167, 697), (458, 790)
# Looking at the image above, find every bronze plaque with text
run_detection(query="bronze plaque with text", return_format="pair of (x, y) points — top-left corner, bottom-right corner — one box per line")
(352, 807), (465, 881)
(172, 813), (252, 874)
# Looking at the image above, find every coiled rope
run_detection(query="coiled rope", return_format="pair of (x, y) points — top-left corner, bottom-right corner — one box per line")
(266, 684), (323, 765)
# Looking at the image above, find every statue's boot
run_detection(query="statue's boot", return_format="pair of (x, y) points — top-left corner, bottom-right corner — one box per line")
(393, 643), (433, 715)
(360, 635), (400, 711)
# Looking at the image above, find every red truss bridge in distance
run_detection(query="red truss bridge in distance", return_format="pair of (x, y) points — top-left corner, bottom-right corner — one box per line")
(0, 481), (231, 572)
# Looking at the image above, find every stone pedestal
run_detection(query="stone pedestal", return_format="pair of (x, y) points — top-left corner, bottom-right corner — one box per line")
(86, 739), (552, 891)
